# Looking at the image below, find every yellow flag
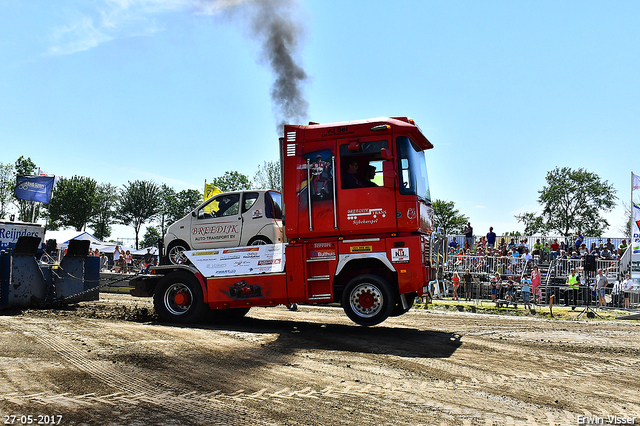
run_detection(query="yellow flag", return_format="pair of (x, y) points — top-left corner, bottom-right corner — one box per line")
(204, 182), (221, 215)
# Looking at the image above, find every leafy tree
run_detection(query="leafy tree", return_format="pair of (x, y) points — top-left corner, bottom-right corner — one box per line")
(0, 162), (14, 219)
(432, 199), (469, 235)
(516, 167), (617, 237)
(116, 180), (162, 249)
(157, 184), (177, 237)
(253, 160), (282, 192)
(172, 189), (202, 221)
(210, 171), (251, 192)
(46, 175), (97, 231)
(89, 183), (119, 241)
(13, 156), (41, 222)
(140, 226), (161, 249)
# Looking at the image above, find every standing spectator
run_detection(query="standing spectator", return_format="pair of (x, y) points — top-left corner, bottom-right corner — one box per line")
(112, 245), (120, 271)
(574, 231), (584, 252)
(486, 227), (496, 249)
(464, 222), (474, 249)
(594, 268), (609, 308)
(521, 274), (532, 310)
(531, 265), (541, 303)
(449, 237), (459, 249)
(622, 273), (633, 309)
(125, 250), (133, 273)
(462, 269), (473, 301)
(490, 273), (501, 302)
(566, 269), (579, 307)
(99, 252), (109, 271)
(451, 272), (460, 301)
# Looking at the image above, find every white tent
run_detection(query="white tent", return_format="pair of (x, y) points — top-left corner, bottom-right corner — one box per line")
(132, 247), (158, 256)
(44, 230), (104, 248)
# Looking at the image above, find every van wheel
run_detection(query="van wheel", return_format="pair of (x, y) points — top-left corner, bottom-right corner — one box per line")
(248, 236), (272, 246)
(342, 274), (395, 326)
(153, 272), (208, 323)
(167, 241), (190, 265)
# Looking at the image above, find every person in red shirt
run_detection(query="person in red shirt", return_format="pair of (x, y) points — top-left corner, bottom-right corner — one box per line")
(550, 239), (560, 260)
(451, 272), (460, 301)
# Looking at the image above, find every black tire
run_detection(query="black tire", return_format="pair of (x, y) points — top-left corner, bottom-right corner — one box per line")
(248, 236), (272, 246)
(167, 241), (190, 265)
(153, 272), (209, 324)
(390, 295), (415, 317)
(342, 274), (395, 326)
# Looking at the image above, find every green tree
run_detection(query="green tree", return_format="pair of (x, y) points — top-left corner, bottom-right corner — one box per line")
(140, 226), (161, 249)
(0, 162), (14, 219)
(46, 175), (97, 231)
(89, 183), (119, 241)
(432, 199), (469, 235)
(116, 180), (162, 249)
(253, 160), (282, 192)
(211, 171), (251, 192)
(13, 156), (40, 222)
(157, 184), (177, 237)
(516, 167), (617, 237)
(172, 189), (202, 221)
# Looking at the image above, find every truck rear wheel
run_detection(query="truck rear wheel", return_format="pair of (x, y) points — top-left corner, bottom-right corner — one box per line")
(342, 274), (395, 326)
(153, 272), (208, 324)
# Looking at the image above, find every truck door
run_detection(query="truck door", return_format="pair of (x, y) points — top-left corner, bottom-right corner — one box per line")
(189, 192), (242, 250)
(336, 136), (397, 236)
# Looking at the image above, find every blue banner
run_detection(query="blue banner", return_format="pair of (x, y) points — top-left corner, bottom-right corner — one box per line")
(15, 175), (55, 203)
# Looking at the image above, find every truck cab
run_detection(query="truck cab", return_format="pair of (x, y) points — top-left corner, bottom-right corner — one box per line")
(163, 190), (283, 264)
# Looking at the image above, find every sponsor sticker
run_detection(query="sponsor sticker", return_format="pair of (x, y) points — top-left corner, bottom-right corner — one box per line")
(391, 247), (410, 263)
(223, 247), (260, 254)
(350, 245), (372, 253)
(312, 249), (336, 258)
(191, 250), (220, 257)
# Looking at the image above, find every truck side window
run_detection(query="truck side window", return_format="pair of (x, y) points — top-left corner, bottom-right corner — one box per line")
(339, 141), (388, 189)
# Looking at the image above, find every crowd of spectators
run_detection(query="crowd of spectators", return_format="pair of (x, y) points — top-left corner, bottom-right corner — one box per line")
(440, 226), (636, 308)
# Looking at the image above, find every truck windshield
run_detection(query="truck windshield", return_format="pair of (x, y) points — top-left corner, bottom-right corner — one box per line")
(397, 136), (431, 202)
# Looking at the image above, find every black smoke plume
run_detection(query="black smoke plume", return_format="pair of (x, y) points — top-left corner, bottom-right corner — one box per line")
(201, 0), (309, 135)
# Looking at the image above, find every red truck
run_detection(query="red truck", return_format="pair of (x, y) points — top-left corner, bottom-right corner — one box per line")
(132, 117), (440, 326)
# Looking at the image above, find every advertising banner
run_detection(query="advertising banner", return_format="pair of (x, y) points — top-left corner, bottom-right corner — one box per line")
(14, 175), (55, 203)
(184, 244), (285, 278)
(632, 172), (640, 275)
(0, 221), (44, 250)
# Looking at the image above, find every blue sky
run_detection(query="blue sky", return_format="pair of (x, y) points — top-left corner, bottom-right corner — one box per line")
(1, 0), (638, 242)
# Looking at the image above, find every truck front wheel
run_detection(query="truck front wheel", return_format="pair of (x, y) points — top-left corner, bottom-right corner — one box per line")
(342, 274), (395, 326)
(154, 273), (208, 323)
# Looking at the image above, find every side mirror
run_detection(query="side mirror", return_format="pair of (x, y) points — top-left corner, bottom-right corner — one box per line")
(380, 148), (393, 160)
(192, 211), (196, 217)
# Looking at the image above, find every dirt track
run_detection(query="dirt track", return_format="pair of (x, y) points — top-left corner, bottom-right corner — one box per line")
(1, 295), (639, 426)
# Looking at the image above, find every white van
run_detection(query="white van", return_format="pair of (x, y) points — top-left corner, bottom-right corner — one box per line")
(163, 190), (283, 265)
